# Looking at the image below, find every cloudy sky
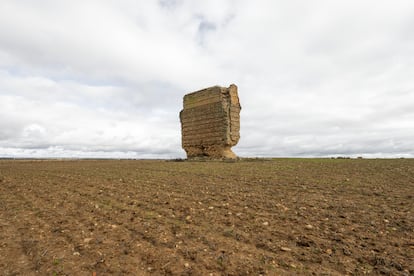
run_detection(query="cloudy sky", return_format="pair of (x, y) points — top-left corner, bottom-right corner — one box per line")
(1, 0), (413, 158)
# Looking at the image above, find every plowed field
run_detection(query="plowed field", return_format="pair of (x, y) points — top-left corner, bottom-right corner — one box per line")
(0, 159), (413, 275)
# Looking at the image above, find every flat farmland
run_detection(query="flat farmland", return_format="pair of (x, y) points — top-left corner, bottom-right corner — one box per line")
(0, 159), (413, 275)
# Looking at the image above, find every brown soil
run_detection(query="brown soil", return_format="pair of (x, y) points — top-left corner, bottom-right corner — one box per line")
(0, 159), (413, 275)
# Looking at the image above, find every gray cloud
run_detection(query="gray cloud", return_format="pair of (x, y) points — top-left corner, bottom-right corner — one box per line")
(0, 0), (413, 158)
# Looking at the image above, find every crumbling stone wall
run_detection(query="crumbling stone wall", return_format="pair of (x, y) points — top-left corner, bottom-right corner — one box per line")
(179, 84), (241, 159)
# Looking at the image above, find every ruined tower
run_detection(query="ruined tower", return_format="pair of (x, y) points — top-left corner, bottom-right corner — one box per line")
(179, 84), (241, 159)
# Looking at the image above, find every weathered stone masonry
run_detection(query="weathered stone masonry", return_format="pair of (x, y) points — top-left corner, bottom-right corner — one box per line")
(179, 84), (241, 159)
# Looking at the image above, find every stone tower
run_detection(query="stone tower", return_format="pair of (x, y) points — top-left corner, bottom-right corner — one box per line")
(179, 84), (241, 159)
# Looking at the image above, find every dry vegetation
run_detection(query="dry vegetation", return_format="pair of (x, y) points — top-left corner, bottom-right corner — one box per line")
(0, 158), (413, 275)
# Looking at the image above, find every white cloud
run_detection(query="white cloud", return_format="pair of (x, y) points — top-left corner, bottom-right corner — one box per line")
(0, 0), (413, 158)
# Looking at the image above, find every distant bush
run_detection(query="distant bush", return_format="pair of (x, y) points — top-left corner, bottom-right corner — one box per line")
(168, 158), (185, 162)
